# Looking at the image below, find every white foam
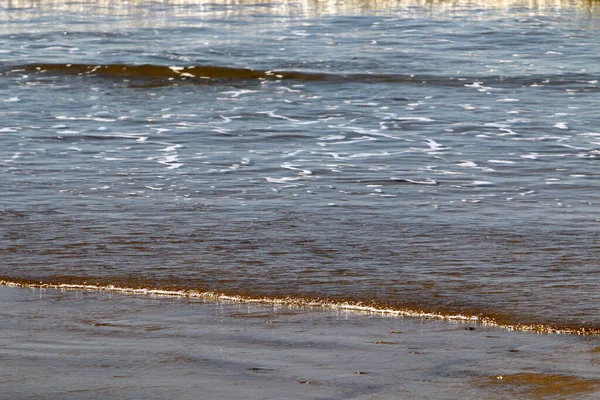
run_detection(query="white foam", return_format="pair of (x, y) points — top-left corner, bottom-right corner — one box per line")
(521, 153), (538, 159)
(395, 116), (435, 122)
(457, 161), (478, 168)
(257, 111), (299, 122)
(554, 122), (569, 130)
(484, 122), (510, 129)
(465, 81), (493, 92)
(519, 190), (535, 196)
(403, 178), (438, 185)
(280, 162), (312, 175)
(4, 152), (21, 162)
(488, 160), (515, 164)
(578, 132), (600, 137)
(433, 170), (466, 175)
(348, 152), (391, 159)
(498, 128), (519, 136)
(284, 150), (303, 157)
(277, 86), (301, 93)
(424, 139), (447, 152)
(323, 137), (377, 145)
(265, 176), (303, 183)
(161, 144), (182, 152)
(221, 89), (258, 98)
(319, 135), (346, 140)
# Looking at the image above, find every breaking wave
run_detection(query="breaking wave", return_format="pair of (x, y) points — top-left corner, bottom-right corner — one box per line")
(1, 278), (598, 336)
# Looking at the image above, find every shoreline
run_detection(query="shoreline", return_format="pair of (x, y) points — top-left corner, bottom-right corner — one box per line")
(1, 279), (596, 336)
(2, 285), (600, 399)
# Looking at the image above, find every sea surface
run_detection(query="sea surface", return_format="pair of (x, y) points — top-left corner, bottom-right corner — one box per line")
(1, 0), (600, 334)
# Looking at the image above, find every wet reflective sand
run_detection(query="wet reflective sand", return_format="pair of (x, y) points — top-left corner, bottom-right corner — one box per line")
(2, 286), (600, 399)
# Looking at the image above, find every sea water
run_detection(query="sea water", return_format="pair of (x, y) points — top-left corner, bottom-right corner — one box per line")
(1, 0), (600, 335)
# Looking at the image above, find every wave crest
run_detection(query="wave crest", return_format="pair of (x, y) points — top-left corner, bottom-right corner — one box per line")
(2, 63), (597, 88)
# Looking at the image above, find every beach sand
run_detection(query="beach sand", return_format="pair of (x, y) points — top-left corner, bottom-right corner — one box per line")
(2, 285), (600, 399)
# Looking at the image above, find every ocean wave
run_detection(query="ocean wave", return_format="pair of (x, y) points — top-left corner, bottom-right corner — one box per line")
(2, 278), (597, 336)
(1, 63), (598, 88)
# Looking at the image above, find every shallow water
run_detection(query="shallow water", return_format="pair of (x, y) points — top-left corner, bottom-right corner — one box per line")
(1, 0), (600, 333)
(3, 286), (600, 399)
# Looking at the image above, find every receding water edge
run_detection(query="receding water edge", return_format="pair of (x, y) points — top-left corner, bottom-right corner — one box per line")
(2, 278), (598, 336)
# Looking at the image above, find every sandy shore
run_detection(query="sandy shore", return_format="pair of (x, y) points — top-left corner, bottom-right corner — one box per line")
(2, 285), (600, 399)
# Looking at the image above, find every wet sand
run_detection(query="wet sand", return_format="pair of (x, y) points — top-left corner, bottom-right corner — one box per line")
(2, 285), (600, 399)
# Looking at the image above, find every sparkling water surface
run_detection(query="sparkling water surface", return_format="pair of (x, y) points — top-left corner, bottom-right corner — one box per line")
(1, 0), (600, 333)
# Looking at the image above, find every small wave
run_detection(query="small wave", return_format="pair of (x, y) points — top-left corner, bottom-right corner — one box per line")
(1, 279), (597, 336)
(1, 63), (330, 84)
(1, 63), (598, 88)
